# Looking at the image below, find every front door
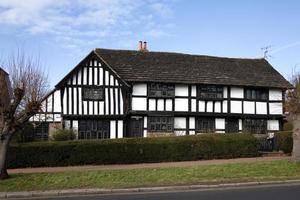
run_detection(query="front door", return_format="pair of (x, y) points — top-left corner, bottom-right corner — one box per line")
(226, 118), (239, 133)
(128, 117), (143, 138)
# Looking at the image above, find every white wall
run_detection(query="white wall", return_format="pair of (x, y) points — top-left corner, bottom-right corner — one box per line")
(269, 103), (283, 115)
(199, 101), (205, 112)
(174, 117), (186, 129)
(175, 98), (189, 111)
(206, 101), (213, 112)
(110, 120), (116, 139)
(166, 99), (173, 111)
(256, 102), (267, 114)
(132, 97), (147, 111)
(133, 84), (147, 96)
(230, 87), (244, 98)
(269, 89), (282, 101)
(175, 85), (188, 96)
(215, 118), (225, 130)
(231, 101), (242, 113)
(244, 101), (255, 114)
(215, 101), (221, 113)
(157, 99), (164, 111)
(118, 120), (123, 138)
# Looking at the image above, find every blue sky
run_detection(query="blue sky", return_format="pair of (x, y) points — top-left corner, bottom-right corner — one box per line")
(0, 0), (299, 87)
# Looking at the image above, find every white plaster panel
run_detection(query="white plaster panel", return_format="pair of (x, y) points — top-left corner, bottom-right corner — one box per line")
(115, 88), (118, 115)
(143, 130), (147, 138)
(77, 69), (82, 85)
(175, 98), (188, 111)
(118, 120), (123, 138)
(89, 67), (93, 85)
(157, 99), (164, 111)
(268, 120), (279, 131)
(105, 88), (109, 114)
(199, 100), (205, 112)
(46, 95), (53, 112)
(73, 88), (77, 114)
(269, 89), (282, 101)
(99, 68), (103, 85)
(83, 67), (87, 85)
(207, 101), (213, 112)
(120, 92), (124, 114)
(230, 101), (242, 113)
(243, 101), (255, 114)
(149, 99), (156, 111)
(175, 85), (188, 96)
(191, 99), (196, 112)
(53, 90), (61, 112)
(189, 117), (195, 129)
(144, 116), (147, 128)
(223, 87), (228, 98)
(239, 119), (242, 131)
(105, 71), (109, 85)
(63, 88), (67, 114)
(215, 101), (221, 113)
(132, 97), (147, 111)
(223, 100), (228, 113)
(99, 102), (104, 115)
(110, 88), (114, 114)
(174, 117), (186, 129)
(215, 118), (225, 129)
(110, 120), (116, 139)
(78, 88), (82, 114)
(132, 84), (147, 96)
(191, 85), (196, 97)
(269, 103), (283, 115)
(256, 102), (267, 114)
(230, 87), (244, 98)
(89, 101), (93, 115)
(166, 99), (173, 111)
(65, 120), (71, 129)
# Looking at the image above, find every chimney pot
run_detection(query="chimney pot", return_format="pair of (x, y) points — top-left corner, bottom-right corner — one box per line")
(138, 41), (143, 51)
(143, 41), (147, 51)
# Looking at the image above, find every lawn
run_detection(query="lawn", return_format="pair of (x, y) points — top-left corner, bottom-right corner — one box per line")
(1, 160), (300, 192)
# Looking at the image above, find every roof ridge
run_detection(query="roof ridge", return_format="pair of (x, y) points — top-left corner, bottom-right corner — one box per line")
(95, 48), (265, 61)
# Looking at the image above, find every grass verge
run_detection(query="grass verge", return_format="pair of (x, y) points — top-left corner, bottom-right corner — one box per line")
(1, 160), (300, 192)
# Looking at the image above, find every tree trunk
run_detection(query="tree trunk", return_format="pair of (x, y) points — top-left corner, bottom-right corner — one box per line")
(0, 134), (11, 180)
(292, 114), (300, 162)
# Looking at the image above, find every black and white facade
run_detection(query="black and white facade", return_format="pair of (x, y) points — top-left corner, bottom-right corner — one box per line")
(31, 44), (292, 140)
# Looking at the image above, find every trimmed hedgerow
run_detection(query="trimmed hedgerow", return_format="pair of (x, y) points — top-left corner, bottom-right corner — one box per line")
(7, 134), (259, 169)
(275, 131), (293, 154)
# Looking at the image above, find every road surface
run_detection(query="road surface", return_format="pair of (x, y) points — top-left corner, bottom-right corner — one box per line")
(27, 183), (300, 200)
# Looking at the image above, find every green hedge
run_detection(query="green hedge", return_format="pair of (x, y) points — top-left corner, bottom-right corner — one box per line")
(275, 131), (293, 154)
(7, 134), (259, 169)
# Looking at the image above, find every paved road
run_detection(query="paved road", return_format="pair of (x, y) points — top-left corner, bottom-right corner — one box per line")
(29, 183), (300, 200)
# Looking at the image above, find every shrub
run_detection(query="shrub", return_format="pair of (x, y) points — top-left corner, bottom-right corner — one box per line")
(275, 131), (293, 154)
(51, 129), (75, 141)
(7, 133), (259, 169)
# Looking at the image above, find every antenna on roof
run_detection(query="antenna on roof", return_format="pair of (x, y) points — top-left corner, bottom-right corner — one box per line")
(261, 45), (273, 59)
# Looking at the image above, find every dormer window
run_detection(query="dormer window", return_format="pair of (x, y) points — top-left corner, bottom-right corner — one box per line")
(148, 83), (174, 98)
(82, 87), (104, 101)
(198, 85), (223, 99)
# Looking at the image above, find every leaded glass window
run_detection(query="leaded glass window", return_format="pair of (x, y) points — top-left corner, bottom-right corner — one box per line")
(82, 87), (104, 101)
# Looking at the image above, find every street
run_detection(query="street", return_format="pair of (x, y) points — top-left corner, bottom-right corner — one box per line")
(29, 183), (300, 200)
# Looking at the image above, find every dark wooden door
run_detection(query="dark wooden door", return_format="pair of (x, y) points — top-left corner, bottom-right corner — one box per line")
(226, 118), (239, 133)
(128, 118), (143, 138)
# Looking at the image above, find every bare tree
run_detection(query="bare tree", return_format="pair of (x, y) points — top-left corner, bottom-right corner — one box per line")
(285, 70), (300, 162)
(0, 51), (49, 179)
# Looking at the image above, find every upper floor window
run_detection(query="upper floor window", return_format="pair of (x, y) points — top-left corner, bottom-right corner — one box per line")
(148, 83), (174, 98)
(244, 89), (268, 101)
(82, 87), (104, 101)
(198, 85), (223, 99)
(148, 116), (173, 132)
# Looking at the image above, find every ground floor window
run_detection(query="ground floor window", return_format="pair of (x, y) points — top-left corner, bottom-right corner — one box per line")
(196, 117), (215, 133)
(78, 120), (110, 139)
(33, 122), (49, 141)
(243, 119), (267, 134)
(148, 116), (173, 132)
